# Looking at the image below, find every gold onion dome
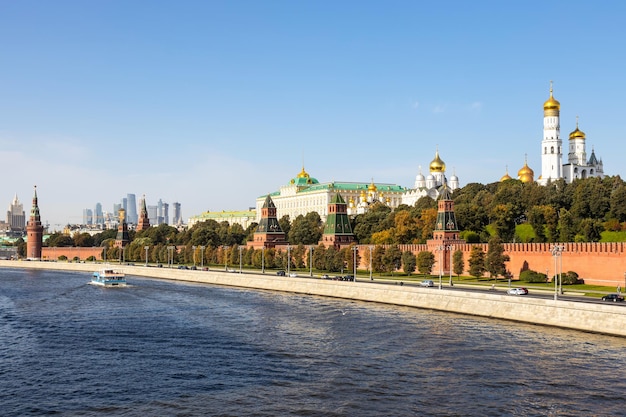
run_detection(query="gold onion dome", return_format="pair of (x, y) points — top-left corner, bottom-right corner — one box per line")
(517, 161), (534, 183)
(500, 167), (512, 182)
(296, 166), (310, 178)
(543, 81), (560, 114)
(429, 150), (446, 172)
(368, 181), (377, 192)
(569, 118), (586, 140)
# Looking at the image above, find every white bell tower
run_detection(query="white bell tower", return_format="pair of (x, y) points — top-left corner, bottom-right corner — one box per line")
(539, 81), (563, 185)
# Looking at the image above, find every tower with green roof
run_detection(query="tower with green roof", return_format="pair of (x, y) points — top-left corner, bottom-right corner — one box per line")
(250, 195), (286, 248)
(427, 185), (465, 277)
(320, 193), (355, 247)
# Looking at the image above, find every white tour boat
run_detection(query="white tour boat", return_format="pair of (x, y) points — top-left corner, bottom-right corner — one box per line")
(91, 269), (127, 287)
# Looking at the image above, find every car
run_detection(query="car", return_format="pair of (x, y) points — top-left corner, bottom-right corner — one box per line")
(420, 280), (434, 287)
(343, 275), (354, 281)
(276, 271), (286, 276)
(507, 287), (529, 295)
(289, 273), (297, 277)
(601, 293), (624, 302)
(321, 274), (330, 279)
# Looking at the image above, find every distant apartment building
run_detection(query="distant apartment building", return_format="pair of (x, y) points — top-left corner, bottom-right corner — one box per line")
(7, 194), (26, 232)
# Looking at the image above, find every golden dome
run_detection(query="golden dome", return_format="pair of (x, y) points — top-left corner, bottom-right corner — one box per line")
(429, 149), (446, 172)
(569, 117), (586, 140)
(296, 166), (310, 178)
(500, 169), (512, 182)
(543, 81), (560, 115)
(517, 161), (534, 183)
(368, 181), (377, 192)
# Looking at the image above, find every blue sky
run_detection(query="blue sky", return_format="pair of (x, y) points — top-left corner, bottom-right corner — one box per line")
(2, 1), (625, 228)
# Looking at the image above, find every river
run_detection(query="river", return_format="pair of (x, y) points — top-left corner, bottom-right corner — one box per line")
(1, 268), (624, 416)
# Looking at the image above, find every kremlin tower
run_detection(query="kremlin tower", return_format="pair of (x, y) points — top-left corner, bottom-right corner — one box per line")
(26, 186), (43, 260)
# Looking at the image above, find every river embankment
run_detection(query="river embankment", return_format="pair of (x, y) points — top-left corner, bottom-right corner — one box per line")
(2, 260), (625, 337)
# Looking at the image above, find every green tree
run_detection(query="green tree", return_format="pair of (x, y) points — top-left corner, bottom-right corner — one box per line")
(558, 208), (576, 242)
(278, 215), (291, 238)
(452, 249), (464, 276)
(288, 213), (322, 245)
(73, 232), (94, 247)
(401, 251), (416, 275)
(416, 251), (435, 275)
(468, 246), (486, 278)
(485, 236), (510, 278)
(382, 244), (402, 275)
(371, 245), (386, 274)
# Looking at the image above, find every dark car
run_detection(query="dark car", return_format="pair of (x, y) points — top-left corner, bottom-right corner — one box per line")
(276, 271), (286, 276)
(601, 293), (624, 302)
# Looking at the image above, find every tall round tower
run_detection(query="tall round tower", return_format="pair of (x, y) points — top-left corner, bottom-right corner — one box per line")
(26, 185), (43, 260)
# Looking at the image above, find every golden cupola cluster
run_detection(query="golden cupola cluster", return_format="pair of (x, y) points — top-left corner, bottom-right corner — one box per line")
(543, 81), (560, 116)
(517, 160), (534, 183)
(429, 150), (446, 173)
(569, 117), (586, 140)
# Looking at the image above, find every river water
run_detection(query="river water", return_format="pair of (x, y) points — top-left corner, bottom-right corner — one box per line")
(1, 268), (624, 416)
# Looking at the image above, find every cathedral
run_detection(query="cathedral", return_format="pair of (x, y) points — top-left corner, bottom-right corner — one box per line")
(505, 82), (604, 184)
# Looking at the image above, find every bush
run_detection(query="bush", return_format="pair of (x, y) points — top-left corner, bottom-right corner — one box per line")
(520, 269), (547, 283)
(560, 271), (580, 285)
(58, 255), (67, 261)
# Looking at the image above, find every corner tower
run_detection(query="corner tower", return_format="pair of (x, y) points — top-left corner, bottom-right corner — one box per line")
(539, 81), (562, 185)
(26, 186), (44, 260)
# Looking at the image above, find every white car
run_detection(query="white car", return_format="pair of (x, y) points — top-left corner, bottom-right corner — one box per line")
(507, 287), (529, 295)
(289, 273), (297, 277)
(420, 280), (434, 287)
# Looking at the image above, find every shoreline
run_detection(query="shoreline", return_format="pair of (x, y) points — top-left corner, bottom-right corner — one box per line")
(2, 260), (625, 338)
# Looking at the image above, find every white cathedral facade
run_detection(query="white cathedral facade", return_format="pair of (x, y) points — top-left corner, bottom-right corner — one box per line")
(537, 82), (603, 185)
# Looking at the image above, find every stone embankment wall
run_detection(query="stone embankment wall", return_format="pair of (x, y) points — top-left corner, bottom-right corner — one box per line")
(2, 260), (624, 338)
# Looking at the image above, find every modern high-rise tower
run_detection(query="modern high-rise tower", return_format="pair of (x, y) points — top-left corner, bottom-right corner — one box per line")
(126, 194), (138, 224)
(172, 202), (182, 225)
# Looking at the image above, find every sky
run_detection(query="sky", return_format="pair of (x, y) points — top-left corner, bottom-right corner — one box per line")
(2, 1), (626, 229)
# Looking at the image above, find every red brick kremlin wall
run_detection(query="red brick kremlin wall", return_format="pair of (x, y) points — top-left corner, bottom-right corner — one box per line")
(42, 247), (103, 261)
(43, 242), (626, 287)
(355, 242), (626, 287)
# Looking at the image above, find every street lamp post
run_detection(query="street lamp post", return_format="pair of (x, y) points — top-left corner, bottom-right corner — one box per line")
(223, 246), (229, 271)
(436, 245), (445, 289)
(309, 245), (314, 277)
(352, 246), (358, 282)
(286, 245), (291, 276)
(167, 246), (174, 268)
(200, 246), (205, 269)
(144, 246), (149, 267)
(192, 246), (196, 268)
(447, 245), (454, 286)
(261, 246), (265, 274)
(551, 245), (564, 300)
(369, 245), (374, 280)
(239, 246), (243, 273)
